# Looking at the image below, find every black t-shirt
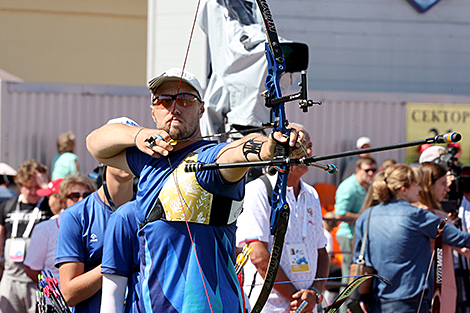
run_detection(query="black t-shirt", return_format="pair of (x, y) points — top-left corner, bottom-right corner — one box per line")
(0, 196), (52, 239)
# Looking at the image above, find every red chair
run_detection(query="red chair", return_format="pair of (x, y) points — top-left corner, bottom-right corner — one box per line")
(315, 183), (342, 267)
(314, 183), (337, 216)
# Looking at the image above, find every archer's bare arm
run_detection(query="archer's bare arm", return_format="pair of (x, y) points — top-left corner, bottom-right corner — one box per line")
(86, 124), (174, 174)
(87, 124), (304, 183)
(217, 131), (305, 183)
(59, 262), (103, 307)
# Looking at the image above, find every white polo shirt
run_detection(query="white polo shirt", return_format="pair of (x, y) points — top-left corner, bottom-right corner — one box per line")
(236, 175), (327, 312)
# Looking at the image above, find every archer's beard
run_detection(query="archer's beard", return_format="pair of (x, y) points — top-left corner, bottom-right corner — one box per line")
(168, 122), (200, 140)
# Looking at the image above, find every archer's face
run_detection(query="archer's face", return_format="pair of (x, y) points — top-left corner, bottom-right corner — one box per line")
(150, 81), (204, 141)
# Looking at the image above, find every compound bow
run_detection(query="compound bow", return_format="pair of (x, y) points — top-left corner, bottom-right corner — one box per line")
(250, 0), (313, 311)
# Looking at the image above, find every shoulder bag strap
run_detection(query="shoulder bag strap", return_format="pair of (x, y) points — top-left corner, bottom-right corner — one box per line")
(357, 207), (373, 266)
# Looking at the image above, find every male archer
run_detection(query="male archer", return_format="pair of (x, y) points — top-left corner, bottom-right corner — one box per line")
(87, 68), (304, 313)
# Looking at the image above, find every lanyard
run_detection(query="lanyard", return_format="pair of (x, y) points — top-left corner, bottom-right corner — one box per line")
(11, 195), (44, 239)
(301, 196), (308, 239)
(285, 183), (309, 243)
(292, 182), (309, 240)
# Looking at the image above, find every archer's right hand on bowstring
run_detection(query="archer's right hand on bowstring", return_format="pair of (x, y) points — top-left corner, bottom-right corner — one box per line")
(134, 128), (174, 158)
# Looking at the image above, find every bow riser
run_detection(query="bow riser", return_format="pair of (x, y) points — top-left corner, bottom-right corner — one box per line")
(271, 181), (289, 234)
(250, 0), (291, 311)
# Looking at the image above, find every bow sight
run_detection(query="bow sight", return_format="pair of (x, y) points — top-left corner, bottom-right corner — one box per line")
(262, 70), (322, 113)
(260, 42), (321, 113)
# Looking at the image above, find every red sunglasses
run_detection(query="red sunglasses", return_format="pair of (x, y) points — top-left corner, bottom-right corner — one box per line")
(152, 93), (201, 109)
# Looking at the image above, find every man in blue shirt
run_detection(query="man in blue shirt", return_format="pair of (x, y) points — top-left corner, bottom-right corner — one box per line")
(87, 68), (304, 313)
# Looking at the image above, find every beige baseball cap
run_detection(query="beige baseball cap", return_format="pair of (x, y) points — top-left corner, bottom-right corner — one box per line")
(148, 68), (203, 100)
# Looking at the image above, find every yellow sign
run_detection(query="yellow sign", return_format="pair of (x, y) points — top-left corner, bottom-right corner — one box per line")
(406, 103), (469, 164)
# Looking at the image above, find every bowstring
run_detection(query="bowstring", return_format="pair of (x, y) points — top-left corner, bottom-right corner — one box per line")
(169, 1), (214, 312)
(177, 0), (201, 95)
(166, 2), (307, 312)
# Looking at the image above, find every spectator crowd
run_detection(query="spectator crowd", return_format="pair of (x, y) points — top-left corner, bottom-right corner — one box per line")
(0, 70), (468, 313)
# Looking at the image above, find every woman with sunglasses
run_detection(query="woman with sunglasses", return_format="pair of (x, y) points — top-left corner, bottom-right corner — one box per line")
(24, 173), (95, 313)
(353, 164), (470, 313)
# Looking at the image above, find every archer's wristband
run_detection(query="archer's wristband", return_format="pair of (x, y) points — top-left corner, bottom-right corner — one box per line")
(242, 138), (264, 161)
(134, 127), (145, 146)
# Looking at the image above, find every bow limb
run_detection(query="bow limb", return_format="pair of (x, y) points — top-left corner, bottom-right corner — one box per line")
(250, 0), (290, 312)
(322, 274), (392, 313)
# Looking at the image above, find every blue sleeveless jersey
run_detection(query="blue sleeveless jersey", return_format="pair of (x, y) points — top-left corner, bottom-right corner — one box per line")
(126, 141), (244, 313)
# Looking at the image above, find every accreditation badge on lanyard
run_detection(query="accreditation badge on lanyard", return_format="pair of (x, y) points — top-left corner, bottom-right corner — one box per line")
(9, 238), (27, 262)
(9, 196), (42, 262)
(286, 243), (310, 273)
(286, 201), (312, 273)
